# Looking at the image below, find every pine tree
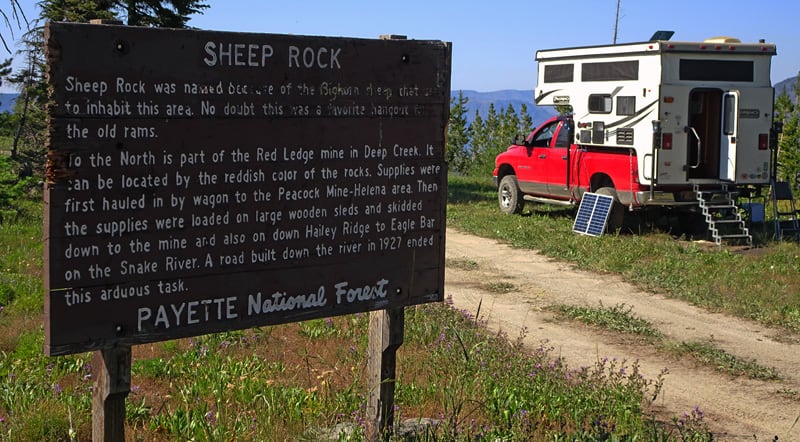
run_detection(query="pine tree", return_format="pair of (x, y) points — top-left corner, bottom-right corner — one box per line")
(498, 104), (519, 151)
(519, 103), (534, 136)
(467, 111), (487, 176)
(114, 0), (209, 27)
(446, 91), (470, 174)
(775, 72), (800, 189)
(39, 0), (116, 23)
(473, 103), (500, 174)
(8, 28), (46, 161)
(0, 0), (26, 53)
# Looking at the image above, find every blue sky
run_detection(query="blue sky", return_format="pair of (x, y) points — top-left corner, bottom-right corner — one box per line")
(2, 0), (798, 92)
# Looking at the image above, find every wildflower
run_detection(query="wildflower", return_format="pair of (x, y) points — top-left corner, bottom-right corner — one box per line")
(46, 363), (55, 374)
(53, 383), (63, 395)
(325, 317), (333, 327)
(220, 340), (230, 349)
(131, 385), (140, 394)
(693, 405), (704, 419)
(205, 411), (216, 425)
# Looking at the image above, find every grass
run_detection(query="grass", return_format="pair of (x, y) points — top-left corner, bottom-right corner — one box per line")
(0, 189), (716, 440)
(661, 341), (780, 381)
(445, 258), (480, 271)
(447, 174), (800, 335)
(550, 303), (664, 340)
(479, 281), (517, 294)
(551, 302), (779, 380)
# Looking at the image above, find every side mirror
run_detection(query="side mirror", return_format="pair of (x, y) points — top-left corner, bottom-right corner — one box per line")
(513, 134), (529, 147)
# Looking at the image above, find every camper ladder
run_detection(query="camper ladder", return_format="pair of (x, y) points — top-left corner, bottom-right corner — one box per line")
(694, 183), (752, 246)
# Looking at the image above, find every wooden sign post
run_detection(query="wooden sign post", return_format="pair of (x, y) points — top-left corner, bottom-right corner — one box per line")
(91, 346), (131, 441)
(366, 307), (405, 440)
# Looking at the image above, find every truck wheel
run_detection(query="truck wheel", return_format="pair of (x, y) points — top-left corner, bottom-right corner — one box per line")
(595, 187), (624, 233)
(498, 175), (524, 214)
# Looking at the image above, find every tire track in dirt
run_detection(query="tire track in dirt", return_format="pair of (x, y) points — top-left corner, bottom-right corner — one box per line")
(444, 228), (800, 441)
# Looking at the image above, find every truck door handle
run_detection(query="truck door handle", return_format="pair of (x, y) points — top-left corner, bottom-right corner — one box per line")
(538, 154), (546, 159)
(561, 156), (568, 160)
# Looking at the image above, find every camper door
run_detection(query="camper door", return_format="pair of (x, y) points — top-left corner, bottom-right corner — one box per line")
(684, 88), (737, 182)
(719, 91), (739, 182)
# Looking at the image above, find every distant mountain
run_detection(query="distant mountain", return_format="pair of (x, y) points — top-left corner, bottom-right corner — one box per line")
(775, 76), (797, 104)
(0, 93), (17, 113)
(453, 89), (556, 127)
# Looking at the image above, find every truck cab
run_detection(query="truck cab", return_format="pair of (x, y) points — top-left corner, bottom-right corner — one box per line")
(494, 115), (639, 227)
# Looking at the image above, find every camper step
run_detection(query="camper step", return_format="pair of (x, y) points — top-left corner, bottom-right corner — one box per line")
(718, 234), (752, 240)
(711, 219), (744, 224)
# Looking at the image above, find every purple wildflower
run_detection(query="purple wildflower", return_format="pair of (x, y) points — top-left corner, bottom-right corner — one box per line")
(205, 411), (216, 425)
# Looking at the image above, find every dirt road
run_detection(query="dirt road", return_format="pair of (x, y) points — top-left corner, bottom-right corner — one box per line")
(444, 228), (800, 441)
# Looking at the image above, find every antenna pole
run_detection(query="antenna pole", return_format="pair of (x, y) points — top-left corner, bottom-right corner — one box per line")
(613, 0), (621, 44)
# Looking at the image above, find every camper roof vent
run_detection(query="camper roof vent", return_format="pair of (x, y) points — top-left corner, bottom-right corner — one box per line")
(704, 36), (741, 44)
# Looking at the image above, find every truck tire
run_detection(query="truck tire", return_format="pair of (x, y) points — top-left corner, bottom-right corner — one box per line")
(595, 187), (624, 233)
(498, 175), (524, 215)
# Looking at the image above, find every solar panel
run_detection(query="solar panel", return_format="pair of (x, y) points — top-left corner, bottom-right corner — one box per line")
(573, 192), (614, 236)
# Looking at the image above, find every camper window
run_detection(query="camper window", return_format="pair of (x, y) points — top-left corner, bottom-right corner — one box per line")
(588, 94), (612, 113)
(723, 94), (736, 135)
(582, 60), (639, 81)
(544, 64), (574, 83)
(616, 96), (636, 116)
(679, 59), (753, 82)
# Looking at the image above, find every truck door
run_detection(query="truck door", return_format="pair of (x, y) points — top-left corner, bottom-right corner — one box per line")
(521, 120), (560, 195)
(719, 91), (739, 182)
(545, 120), (572, 197)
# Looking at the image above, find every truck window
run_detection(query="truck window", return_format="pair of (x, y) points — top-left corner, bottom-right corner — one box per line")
(554, 122), (572, 147)
(531, 121), (558, 147)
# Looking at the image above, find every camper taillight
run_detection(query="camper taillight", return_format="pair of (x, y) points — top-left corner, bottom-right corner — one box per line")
(662, 133), (673, 150)
(759, 133), (769, 150)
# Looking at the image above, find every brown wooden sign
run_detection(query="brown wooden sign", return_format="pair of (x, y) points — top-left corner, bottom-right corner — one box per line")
(44, 22), (451, 356)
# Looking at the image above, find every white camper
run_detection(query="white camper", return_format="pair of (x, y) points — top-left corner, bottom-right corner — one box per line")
(534, 35), (777, 188)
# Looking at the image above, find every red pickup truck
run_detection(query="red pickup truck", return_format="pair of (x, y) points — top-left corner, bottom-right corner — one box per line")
(493, 115), (652, 230)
